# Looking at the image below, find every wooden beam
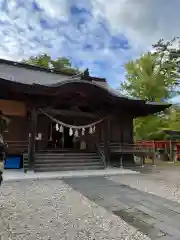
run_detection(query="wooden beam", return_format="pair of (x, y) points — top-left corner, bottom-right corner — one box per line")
(51, 99), (92, 108)
(28, 107), (37, 170)
(103, 116), (111, 166)
(49, 91), (105, 108)
(40, 108), (102, 119)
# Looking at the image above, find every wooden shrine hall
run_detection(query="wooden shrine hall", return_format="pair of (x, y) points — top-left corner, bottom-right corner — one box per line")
(0, 59), (171, 171)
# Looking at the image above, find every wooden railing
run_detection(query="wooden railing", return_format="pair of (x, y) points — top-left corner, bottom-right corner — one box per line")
(100, 142), (154, 155)
(95, 143), (106, 168)
(6, 140), (154, 157)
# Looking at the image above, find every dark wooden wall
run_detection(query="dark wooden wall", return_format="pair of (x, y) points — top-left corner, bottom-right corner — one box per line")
(36, 115), (101, 151)
(4, 116), (29, 141)
(4, 116), (30, 154)
(99, 114), (134, 144)
(35, 113), (133, 147)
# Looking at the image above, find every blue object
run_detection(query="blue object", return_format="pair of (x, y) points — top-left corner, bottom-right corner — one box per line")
(4, 156), (21, 169)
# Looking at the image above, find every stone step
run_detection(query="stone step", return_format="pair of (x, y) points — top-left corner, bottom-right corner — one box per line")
(34, 151), (104, 172)
(35, 158), (101, 163)
(35, 154), (98, 158)
(35, 162), (103, 167)
(37, 150), (97, 153)
(36, 153), (97, 157)
(35, 165), (104, 172)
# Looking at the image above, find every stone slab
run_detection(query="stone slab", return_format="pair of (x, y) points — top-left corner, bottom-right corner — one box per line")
(64, 176), (180, 239)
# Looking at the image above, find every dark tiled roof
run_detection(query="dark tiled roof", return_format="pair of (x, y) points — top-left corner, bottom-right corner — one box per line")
(0, 59), (172, 116)
(0, 58), (106, 82)
(48, 77), (126, 99)
(0, 58), (74, 76)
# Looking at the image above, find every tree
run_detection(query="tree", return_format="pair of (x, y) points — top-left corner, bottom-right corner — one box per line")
(24, 54), (51, 68)
(121, 52), (176, 102)
(121, 52), (178, 140)
(23, 54), (79, 75)
(166, 105), (180, 131)
(152, 37), (180, 95)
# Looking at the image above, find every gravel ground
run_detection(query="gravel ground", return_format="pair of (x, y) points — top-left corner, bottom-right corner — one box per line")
(0, 179), (150, 240)
(108, 169), (180, 203)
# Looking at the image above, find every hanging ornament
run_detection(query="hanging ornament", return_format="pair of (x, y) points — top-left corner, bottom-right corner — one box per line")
(49, 124), (52, 140)
(82, 128), (85, 136)
(69, 128), (73, 136)
(89, 127), (93, 134)
(59, 125), (64, 133)
(55, 123), (59, 131)
(92, 126), (96, 133)
(74, 129), (79, 137)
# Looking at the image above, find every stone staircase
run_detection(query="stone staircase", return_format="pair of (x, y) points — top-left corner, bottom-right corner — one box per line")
(34, 150), (105, 172)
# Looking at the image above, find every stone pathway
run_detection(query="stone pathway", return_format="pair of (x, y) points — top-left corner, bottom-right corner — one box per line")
(108, 172), (180, 202)
(3, 168), (137, 182)
(0, 179), (148, 240)
(2, 167), (180, 239)
(65, 176), (180, 239)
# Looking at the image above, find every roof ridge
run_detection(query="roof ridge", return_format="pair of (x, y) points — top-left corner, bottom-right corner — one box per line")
(0, 58), (76, 76)
(0, 58), (106, 82)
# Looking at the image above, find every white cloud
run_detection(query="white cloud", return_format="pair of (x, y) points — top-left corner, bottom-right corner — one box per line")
(91, 0), (180, 53)
(0, 0), (67, 60)
(35, 0), (69, 21)
(0, 0), (179, 87)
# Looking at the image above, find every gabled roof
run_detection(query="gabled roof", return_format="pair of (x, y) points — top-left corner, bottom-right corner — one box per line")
(0, 58), (106, 85)
(48, 77), (127, 99)
(0, 58), (106, 82)
(0, 76), (171, 116)
(0, 58), (172, 117)
(0, 58), (75, 76)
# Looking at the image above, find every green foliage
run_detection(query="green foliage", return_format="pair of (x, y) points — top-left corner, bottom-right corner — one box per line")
(153, 38), (180, 78)
(121, 52), (176, 101)
(23, 54), (51, 68)
(23, 54), (79, 75)
(121, 46), (180, 140)
(166, 105), (180, 131)
(134, 115), (168, 140)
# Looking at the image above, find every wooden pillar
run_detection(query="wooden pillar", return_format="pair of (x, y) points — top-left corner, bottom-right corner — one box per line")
(28, 107), (37, 170)
(152, 140), (156, 166)
(103, 117), (111, 167)
(169, 140), (173, 162)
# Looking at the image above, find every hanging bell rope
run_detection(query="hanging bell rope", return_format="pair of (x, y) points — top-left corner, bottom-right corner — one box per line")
(82, 128), (85, 136)
(55, 123), (59, 131)
(89, 127), (93, 134)
(69, 128), (73, 136)
(59, 125), (64, 132)
(39, 108), (106, 129)
(74, 129), (79, 137)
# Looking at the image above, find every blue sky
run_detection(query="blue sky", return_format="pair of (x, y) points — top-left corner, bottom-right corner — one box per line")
(0, 0), (180, 99)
